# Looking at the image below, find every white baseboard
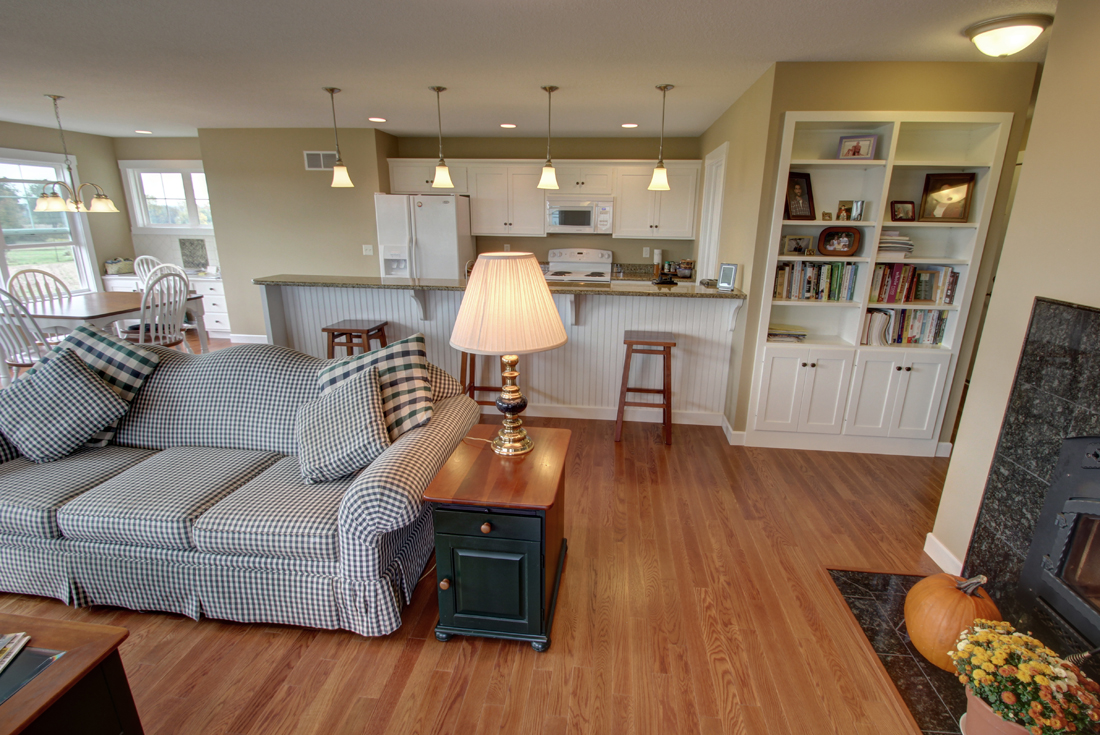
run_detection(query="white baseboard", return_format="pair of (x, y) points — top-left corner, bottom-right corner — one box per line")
(923, 533), (963, 575)
(480, 403), (723, 427)
(936, 442), (953, 458)
(721, 415), (745, 445)
(230, 333), (269, 344)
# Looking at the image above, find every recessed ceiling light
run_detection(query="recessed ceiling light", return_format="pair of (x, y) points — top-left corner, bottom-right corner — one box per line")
(965, 13), (1053, 57)
(621, 123), (638, 128)
(135, 130), (153, 135)
(368, 117), (386, 123)
(500, 123), (517, 128)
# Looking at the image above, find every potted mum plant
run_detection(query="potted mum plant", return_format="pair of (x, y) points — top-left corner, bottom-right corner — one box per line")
(951, 619), (1100, 734)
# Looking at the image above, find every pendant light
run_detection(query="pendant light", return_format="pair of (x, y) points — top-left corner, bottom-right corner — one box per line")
(324, 87), (353, 187)
(648, 84), (674, 191)
(33, 95), (119, 213)
(430, 86), (454, 189)
(537, 86), (560, 190)
(965, 14), (1053, 57)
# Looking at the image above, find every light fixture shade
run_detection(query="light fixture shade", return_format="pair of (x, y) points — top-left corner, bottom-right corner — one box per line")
(648, 164), (670, 191)
(88, 194), (120, 213)
(34, 192), (57, 212)
(432, 163), (454, 189)
(966, 14), (1052, 57)
(450, 252), (567, 356)
(65, 199), (80, 212)
(537, 164), (559, 190)
(331, 163), (354, 188)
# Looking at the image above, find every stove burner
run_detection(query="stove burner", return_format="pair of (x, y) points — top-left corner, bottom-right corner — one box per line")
(550, 271), (570, 276)
(585, 272), (604, 277)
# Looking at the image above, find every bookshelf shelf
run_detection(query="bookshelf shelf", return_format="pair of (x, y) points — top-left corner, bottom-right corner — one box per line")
(789, 159), (888, 169)
(773, 299), (862, 307)
(884, 221), (979, 229)
(778, 256), (870, 263)
(782, 220), (878, 227)
(867, 303), (961, 311)
(876, 257), (969, 265)
(891, 160), (992, 168)
(767, 336), (856, 348)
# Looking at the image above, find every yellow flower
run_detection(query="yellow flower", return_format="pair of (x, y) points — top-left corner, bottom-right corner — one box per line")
(982, 662), (996, 673)
(1035, 675), (1050, 686)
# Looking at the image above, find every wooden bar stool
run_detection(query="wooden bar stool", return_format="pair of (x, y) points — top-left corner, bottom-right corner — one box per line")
(459, 352), (499, 407)
(615, 331), (676, 445)
(322, 319), (388, 359)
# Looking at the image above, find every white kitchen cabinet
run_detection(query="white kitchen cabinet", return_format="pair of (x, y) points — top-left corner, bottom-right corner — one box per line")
(654, 169), (699, 238)
(389, 161), (468, 194)
(554, 166), (613, 195)
(612, 166), (699, 240)
(755, 345), (854, 434)
(468, 165), (546, 236)
(845, 349), (951, 440)
(614, 171), (656, 238)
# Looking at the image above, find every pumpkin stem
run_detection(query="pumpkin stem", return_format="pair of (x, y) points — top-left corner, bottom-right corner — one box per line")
(956, 575), (988, 596)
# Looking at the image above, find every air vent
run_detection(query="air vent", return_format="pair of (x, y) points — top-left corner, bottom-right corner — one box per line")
(304, 151), (338, 171)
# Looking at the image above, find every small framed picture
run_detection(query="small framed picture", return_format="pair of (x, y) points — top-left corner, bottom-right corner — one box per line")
(717, 263), (738, 291)
(837, 135), (877, 160)
(817, 227), (861, 257)
(891, 201), (916, 221)
(784, 172), (815, 220)
(836, 200), (865, 221)
(781, 235), (814, 255)
(919, 173), (976, 223)
(821, 212), (833, 221)
(911, 269), (941, 304)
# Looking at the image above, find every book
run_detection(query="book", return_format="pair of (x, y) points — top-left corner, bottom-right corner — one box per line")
(0, 633), (30, 677)
(944, 271), (960, 304)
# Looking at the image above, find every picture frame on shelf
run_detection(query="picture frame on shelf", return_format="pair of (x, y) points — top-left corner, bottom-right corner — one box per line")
(717, 263), (739, 292)
(919, 173), (976, 223)
(817, 227), (861, 257)
(784, 172), (815, 220)
(837, 135), (877, 160)
(821, 212), (832, 221)
(781, 235), (814, 255)
(837, 200), (865, 221)
(891, 201), (916, 221)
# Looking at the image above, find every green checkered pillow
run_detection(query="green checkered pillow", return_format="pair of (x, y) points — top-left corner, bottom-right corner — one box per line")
(25, 326), (160, 446)
(317, 333), (433, 441)
(297, 366), (391, 483)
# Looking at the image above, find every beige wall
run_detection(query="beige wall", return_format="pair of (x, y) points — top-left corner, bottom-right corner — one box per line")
(395, 136), (700, 161)
(0, 120), (134, 267)
(932, 0), (1100, 563)
(197, 127), (386, 336)
(112, 137), (202, 161)
(476, 235), (693, 264)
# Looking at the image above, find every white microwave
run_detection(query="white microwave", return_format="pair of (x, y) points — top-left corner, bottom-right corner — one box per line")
(546, 197), (613, 234)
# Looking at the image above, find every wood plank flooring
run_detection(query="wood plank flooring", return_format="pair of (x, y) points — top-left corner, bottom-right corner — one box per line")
(0, 416), (948, 734)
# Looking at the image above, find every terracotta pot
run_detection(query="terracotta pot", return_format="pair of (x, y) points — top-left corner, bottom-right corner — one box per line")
(963, 687), (1028, 734)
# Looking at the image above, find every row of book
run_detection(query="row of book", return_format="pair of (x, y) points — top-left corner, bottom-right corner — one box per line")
(870, 263), (958, 305)
(862, 308), (951, 346)
(774, 262), (859, 302)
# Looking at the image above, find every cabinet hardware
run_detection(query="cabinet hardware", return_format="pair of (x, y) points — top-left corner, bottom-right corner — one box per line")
(439, 578), (451, 590)
(896, 366), (902, 371)
(801, 362), (808, 367)
(905, 366), (912, 372)
(810, 363), (816, 368)
(481, 522), (492, 534)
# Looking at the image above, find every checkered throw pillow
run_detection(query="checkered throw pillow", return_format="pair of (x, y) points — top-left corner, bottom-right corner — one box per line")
(25, 326), (160, 447)
(316, 333), (433, 442)
(297, 366), (391, 484)
(0, 348), (129, 463)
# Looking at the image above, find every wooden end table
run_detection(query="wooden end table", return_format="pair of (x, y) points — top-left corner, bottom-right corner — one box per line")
(423, 424), (569, 652)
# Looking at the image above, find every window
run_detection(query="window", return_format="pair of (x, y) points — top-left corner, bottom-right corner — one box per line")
(0, 152), (98, 293)
(118, 160), (213, 235)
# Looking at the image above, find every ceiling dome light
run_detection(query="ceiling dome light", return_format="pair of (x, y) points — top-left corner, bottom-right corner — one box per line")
(621, 123), (638, 128)
(368, 117), (386, 123)
(135, 130), (153, 135)
(966, 14), (1052, 57)
(500, 123), (517, 128)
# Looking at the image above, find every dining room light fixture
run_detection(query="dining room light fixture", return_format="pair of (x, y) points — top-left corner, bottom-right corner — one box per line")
(965, 14), (1053, 57)
(323, 87), (353, 187)
(33, 95), (120, 214)
(537, 86), (560, 190)
(430, 86), (454, 189)
(648, 84), (674, 191)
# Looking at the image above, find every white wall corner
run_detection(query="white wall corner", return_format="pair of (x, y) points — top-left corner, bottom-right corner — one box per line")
(722, 415), (745, 445)
(230, 333), (269, 344)
(936, 442), (953, 458)
(923, 532), (964, 575)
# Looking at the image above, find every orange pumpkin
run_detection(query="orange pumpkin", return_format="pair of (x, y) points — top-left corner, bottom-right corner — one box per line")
(903, 574), (1001, 672)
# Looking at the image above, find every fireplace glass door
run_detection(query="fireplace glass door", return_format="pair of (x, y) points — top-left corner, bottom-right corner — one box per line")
(1063, 515), (1100, 614)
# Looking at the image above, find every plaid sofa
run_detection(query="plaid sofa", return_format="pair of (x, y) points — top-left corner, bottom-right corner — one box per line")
(0, 344), (479, 636)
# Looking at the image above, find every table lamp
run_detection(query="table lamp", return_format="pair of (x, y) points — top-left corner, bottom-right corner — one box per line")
(450, 252), (567, 456)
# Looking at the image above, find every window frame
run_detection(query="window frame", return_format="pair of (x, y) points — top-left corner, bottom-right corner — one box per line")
(118, 159), (213, 236)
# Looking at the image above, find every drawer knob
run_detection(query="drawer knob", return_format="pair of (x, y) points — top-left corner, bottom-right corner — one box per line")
(439, 578), (450, 590)
(481, 522), (492, 534)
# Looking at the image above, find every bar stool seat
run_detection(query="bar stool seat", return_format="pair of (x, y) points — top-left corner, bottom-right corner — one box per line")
(322, 319), (388, 359)
(459, 352), (499, 407)
(615, 330), (676, 445)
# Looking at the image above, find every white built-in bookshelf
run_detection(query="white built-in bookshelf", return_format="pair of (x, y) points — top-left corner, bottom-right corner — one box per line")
(746, 111), (1012, 456)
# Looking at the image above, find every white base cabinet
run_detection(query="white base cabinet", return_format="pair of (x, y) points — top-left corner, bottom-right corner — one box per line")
(845, 349), (951, 440)
(755, 345), (855, 434)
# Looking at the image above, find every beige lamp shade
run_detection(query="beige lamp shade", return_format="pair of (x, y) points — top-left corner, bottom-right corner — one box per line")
(450, 252), (567, 356)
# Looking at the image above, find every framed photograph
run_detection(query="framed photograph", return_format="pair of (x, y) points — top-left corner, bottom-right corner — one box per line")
(817, 227), (861, 257)
(919, 173), (976, 223)
(781, 235), (814, 255)
(891, 201), (916, 221)
(821, 212), (833, 221)
(784, 172), (815, 220)
(911, 269), (941, 304)
(836, 200), (865, 221)
(837, 135), (877, 160)
(717, 263), (738, 291)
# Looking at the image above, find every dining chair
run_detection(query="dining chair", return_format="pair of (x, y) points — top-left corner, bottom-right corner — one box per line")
(133, 255), (162, 285)
(125, 272), (189, 351)
(0, 287), (52, 383)
(6, 269), (73, 344)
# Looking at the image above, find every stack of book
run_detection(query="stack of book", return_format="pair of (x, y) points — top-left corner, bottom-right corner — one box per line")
(861, 309), (951, 346)
(870, 264), (958, 305)
(773, 262), (859, 302)
(0, 632), (29, 676)
(877, 231), (914, 256)
(767, 323), (809, 343)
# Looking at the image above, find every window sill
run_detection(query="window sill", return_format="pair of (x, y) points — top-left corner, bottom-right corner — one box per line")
(130, 226), (215, 237)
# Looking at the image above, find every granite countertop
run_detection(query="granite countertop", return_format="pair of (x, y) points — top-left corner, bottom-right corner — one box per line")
(253, 274), (745, 300)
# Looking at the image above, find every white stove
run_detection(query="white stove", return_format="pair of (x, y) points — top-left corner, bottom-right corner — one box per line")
(544, 248), (613, 283)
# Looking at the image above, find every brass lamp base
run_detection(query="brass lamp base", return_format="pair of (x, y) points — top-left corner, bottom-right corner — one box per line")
(492, 354), (533, 456)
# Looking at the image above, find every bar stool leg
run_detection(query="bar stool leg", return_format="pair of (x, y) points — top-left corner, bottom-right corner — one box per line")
(663, 345), (673, 445)
(326, 332), (336, 359)
(614, 345), (635, 442)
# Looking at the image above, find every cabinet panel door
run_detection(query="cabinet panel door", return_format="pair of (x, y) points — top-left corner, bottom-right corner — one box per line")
(508, 168), (547, 236)
(390, 163), (435, 194)
(754, 346), (808, 432)
(468, 167), (510, 236)
(889, 351), (952, 440)
(614, 171), (656, 238)
(798, 347), (855, 434)
(436, 533), (542, 635)
(554, 167), (583, 195)
(579, 166), (614, 195)
(844, 350), (902, 437)
(653, 168), (699, 239)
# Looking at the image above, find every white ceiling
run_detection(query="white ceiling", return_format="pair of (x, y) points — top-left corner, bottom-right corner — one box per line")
(0, 0), (1055, 139)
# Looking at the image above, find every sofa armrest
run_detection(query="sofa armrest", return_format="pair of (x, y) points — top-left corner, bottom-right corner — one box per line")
(339, 394), (480, 542)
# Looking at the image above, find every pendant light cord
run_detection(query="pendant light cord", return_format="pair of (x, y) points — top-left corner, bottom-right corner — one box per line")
(327, 89), (343, 160)
(546, 87), (553, 162)
(48, 95), (76, 191)
(658, 86), (667, 165)
(435, 88), (445, 162)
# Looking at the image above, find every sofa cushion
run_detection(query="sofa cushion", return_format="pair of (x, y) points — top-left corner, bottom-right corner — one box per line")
(0, 349), (130, 463)
(297, 366), (391, 484)
(0, 445), (157, 539)
(57, 446), (279, 550)
(194, 456), (356, 560)
(316, 333), (433, 442)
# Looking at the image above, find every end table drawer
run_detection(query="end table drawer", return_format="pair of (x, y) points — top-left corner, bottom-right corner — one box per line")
(435, 509), (540, 541)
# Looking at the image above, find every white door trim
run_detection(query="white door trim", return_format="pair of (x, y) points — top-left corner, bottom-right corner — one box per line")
(696, 142), (728, 283)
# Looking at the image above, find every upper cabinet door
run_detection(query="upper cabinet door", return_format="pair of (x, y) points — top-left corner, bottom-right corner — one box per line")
(614, 171), (656, 238)
(844, 349), (903, 437)
(798, 347), (855, 435)
(390, 162), (468, 194)
(554, 167), (583, 195)
(508, 167), (547, 236)
(577, 166), (613, 195)
(889, 351), (952, 440)
(468, 167), (510, 236)
(653, 168), (699, 239)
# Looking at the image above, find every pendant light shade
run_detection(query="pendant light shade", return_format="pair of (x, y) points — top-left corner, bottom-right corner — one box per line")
(648, 84), (674, 191)
(32, 95), (120, 213)
(966, 14), (1052, 57)
(324, 87), (354, 188)
(430, 86), (455, 189)
(537, 85), (559, 190)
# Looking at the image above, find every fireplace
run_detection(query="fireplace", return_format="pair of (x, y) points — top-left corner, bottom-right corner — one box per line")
(1021, 437), (1100, 646)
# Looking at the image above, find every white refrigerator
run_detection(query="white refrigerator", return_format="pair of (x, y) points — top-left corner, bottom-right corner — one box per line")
(374, 194), (475, 279)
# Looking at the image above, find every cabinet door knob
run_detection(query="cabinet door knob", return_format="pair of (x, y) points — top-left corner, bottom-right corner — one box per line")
(896, 366), (902, 371)
(576, 182), (580, 186)
(801, 362), (808, 367)
(905, 366), (912, 372)
(810, 363), (817, 368)
(439, 578), (450, 590)
(481, 522), (492, 534)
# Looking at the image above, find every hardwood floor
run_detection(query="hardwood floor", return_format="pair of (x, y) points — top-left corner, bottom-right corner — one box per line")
(0, 414), (948, 734)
